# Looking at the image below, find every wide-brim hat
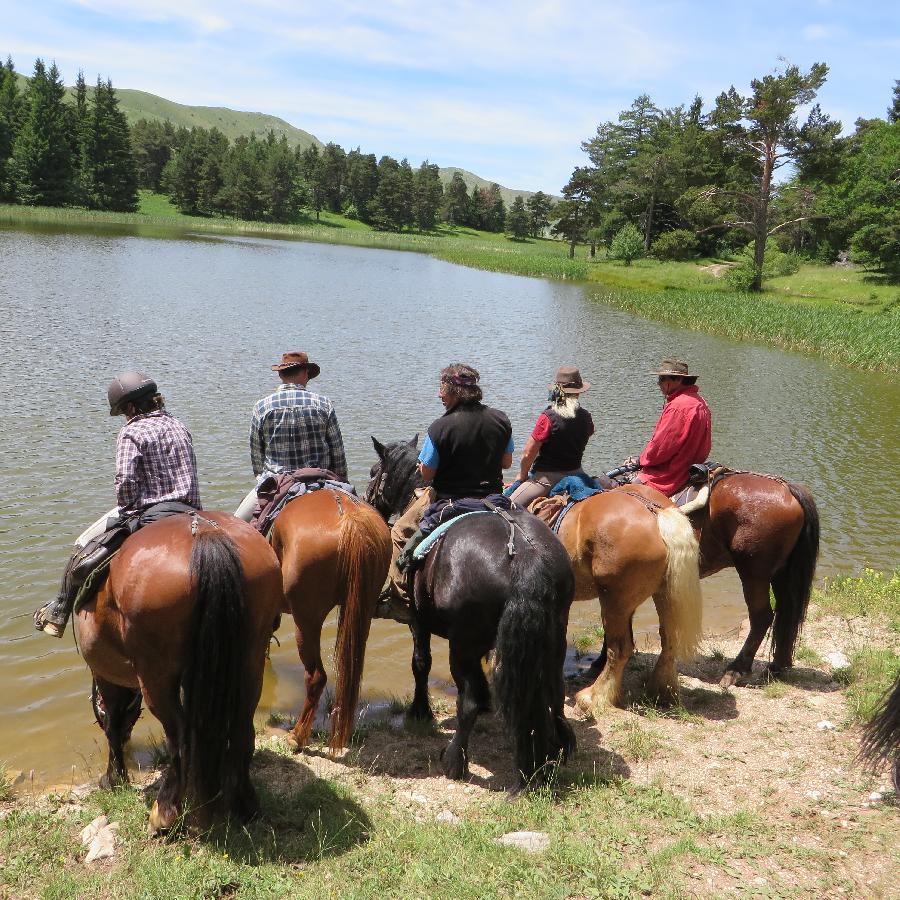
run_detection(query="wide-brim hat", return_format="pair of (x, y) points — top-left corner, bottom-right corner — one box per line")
(549, 365), (590, 394)
(272, 351), (320, 379)
(650, 356), (697, 382)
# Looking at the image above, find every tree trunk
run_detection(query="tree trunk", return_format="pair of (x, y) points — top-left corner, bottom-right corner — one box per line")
(644, 190), (655, 252)
(750, 143), (775, 292)
(568, 240), (575, 259)
(590, 241), (596, 258)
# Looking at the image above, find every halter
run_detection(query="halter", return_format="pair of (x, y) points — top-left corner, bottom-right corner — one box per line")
(365, 446), (422, 519)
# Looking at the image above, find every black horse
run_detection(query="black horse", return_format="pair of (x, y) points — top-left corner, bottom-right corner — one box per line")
(367, 436), (576, 786)
(860, 674), (900, 793)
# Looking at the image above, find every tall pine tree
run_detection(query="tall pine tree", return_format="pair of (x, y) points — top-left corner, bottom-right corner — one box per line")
(0, 57), (21, 201)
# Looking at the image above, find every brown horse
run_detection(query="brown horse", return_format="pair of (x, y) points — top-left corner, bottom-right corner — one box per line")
(623, 473), (820, 685)
(77, 512), (282, 832)
(557, 487), (703, 714)
(270, 488), (391, 751)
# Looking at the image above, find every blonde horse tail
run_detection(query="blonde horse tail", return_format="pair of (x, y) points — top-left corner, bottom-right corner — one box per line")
(656, 508), (703, 658)
(330, 501), (390, 751)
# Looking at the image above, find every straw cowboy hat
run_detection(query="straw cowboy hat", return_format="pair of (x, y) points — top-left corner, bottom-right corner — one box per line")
(650, 357), (698, 383)
(271, 351), (320, 379)
(549, 365), (591, 394)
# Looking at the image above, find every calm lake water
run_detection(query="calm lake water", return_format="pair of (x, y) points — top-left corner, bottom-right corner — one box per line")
(1, 224), (897, 785)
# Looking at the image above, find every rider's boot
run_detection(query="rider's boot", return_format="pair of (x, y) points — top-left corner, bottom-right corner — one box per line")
(33, 541), (113, 638)
(374, 528), (426, 625)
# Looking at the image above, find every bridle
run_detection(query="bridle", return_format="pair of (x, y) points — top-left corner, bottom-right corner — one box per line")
(365, 447), (422, 521)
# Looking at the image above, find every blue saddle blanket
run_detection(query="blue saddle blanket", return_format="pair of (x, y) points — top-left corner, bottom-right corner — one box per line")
(413, 511), (491, 560)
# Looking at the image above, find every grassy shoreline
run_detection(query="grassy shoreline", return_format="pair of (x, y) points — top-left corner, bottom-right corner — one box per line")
(2, 570), (897, 899)
(3, 199), (898, 372)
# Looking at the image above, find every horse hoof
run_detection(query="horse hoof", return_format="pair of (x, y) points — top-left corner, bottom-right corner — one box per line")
(440, 746), (467, 780)
(147, 800), (176, 835)
(406, 704), (435, 723)
(719, 670), (743, 688)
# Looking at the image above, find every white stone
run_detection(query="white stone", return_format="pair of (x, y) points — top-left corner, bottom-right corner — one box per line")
(80, 815), (119, 864)
(805, 790), (821, 801)
(816, 720), (836, 730)
(436, 810), (459, 824)
(824, 651), (850, 670)
(80, 815), (108, 844)
(496, 831), (550, 854)
(868, 791), (883, 803)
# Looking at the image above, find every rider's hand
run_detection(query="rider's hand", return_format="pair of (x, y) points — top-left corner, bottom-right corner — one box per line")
(624, 456), (638, 466)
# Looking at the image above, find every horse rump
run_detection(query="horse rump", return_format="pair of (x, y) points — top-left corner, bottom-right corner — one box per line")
(492, 537), (574, 785)
(181, 528), (249, 823)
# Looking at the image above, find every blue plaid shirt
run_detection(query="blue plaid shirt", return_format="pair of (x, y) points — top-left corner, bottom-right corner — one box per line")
(250, 385), (348, 480)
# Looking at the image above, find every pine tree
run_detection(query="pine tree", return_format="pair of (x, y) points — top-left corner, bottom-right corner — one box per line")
(71, 71), (90, 205)
(11, 59), (75, 205)
(505, 195), (529, 239)
(130, 119), (175, 192)
(443, 171), (470, 225)
(526, 191), (553, 237)
(413, 160), (443, 231)
(0, 57), (21, 201)
(889, 80), (900, 125)
(345, 148), (378, 220)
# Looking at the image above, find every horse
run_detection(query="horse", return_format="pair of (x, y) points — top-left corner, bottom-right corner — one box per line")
(269, 487), (391, 751)
(76, 512), (283, 832)
(859, 674), (900, 794)
(367, 437), (576, 786)
(619, 472), (819, 685)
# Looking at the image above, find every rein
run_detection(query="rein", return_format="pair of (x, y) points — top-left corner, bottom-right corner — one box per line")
(620, 490), (665, 516)
(190, 512), (221, 535)
(483, 498), (534, 556)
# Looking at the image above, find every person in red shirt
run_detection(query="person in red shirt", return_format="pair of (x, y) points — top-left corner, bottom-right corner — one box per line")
(619, 357), (711, 496)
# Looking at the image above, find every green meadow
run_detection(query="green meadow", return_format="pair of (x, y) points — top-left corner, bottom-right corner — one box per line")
(3, 194), (897, 372)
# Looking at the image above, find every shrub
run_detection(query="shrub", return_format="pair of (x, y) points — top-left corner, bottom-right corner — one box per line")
(609, 223), (644, 266)
(650, 229), (699, 261)
(725, 238), (802, 289)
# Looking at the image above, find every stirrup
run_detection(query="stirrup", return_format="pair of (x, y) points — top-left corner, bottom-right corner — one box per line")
(33, 602), (68, 638)
(374, 590), (413, 625)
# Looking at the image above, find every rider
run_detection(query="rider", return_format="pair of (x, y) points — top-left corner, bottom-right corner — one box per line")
(617, 356), (711, 495)
(509, 365), (594, 508)
(235, 351), (348, 521)
(376, 363), (514, 623)
(34, 372), (202, 637)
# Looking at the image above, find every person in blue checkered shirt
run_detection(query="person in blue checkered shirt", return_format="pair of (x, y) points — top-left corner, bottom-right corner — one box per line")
(235, 351), (348, 521)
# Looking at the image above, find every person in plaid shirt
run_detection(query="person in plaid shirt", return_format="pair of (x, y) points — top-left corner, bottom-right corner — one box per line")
(235, 351), (348, 520)
(34, 372), (201, 637)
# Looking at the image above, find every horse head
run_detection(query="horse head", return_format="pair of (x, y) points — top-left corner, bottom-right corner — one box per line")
(366, 435), (422, 521)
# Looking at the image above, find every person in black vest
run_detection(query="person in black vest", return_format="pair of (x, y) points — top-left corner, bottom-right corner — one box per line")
(508, 365), (594, 509)
(375, 363), (514, 623)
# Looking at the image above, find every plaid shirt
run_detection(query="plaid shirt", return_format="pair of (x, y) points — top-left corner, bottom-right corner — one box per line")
(115, 410), (202, 514)
(250, 385), (348, 480)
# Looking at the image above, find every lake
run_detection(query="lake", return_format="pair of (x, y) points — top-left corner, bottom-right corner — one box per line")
(1, 224), (897, 784)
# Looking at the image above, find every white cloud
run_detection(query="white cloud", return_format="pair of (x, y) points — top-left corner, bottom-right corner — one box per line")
(802, 23), (837, 41)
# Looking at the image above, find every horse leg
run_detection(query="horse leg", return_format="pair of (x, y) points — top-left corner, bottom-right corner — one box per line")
(575, 602), (634, 714)
(721, 570), (774, 687)
(441, 644), (489, 780)
(142, 684), (185, 834)
(291, 615), (327, 748)
(647, 599), (680, 706)
(552, 615), (576, 761)
(93, 677), (142, 790)
(408, 622), (434, 721)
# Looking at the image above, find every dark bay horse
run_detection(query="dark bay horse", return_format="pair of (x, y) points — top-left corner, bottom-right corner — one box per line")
(625, 472), (819, 685)
(368, 438), (576, 786)
(555, 486), (703, 713)
(77, 512), (282, 832)
(270, 488), (391, 751)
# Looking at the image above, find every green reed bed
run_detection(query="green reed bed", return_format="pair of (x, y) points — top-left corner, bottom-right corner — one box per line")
(589, 286), (900, 373)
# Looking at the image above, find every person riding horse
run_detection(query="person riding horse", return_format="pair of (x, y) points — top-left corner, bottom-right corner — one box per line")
(375, 363), (514, 623)
(508, 365), (594, 508)
(235, 351), (348, 521)
(34, 372), (202, 637)
(614, 356), (711, 495)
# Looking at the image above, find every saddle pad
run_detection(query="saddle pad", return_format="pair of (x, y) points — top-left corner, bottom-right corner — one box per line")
(413, 511), (491, 560)
(73, 550), (120, 614)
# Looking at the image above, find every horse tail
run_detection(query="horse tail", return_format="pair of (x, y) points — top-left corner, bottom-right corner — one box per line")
(656, 508), (703, 658)
(181, 528), (248, 822)
(770, 482), (820, 666)
(493, 542), (572, 783)
(330, 501), (388, 751)
(859, 675), (900, 788)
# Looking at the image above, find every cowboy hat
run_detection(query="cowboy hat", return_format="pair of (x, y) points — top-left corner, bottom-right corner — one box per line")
(650, 357), (698, 382)
(271, 351), (320, 379)
(549, 365), (590, 394)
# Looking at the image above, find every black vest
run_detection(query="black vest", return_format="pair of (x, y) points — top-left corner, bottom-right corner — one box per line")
(533, 406), (593, 472)
(428, 402), (512, 500)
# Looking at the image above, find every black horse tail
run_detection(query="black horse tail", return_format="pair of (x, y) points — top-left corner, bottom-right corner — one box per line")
(770, 482), (820, 666)
(859, 675), (900, 793)
(493, 544), (573, 784)
(181, 528), (248, 823)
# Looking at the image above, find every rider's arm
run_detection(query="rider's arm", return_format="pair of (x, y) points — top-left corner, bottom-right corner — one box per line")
(418, 434), (439, 483)
(639, 406), (686, 467)
(115, 431), (142, 510)
(249, 405), (265, 477)
(517, 436), (541, 481)
(324, 407), (349, 481)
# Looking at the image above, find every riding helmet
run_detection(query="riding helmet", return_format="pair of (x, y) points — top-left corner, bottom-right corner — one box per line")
(107, 371), (158, 416)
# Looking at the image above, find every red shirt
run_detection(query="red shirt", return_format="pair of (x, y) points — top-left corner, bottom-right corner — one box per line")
(638, 385), (711, 495)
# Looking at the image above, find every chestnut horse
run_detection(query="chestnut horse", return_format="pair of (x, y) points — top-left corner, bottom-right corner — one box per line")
(269, 488), (391, 750)
(77, 512), (282, 832)
(619, 473), (819, 684)
(555, 487), (704, 713)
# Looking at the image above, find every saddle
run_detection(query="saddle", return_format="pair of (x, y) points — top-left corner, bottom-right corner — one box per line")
(527, 474), (604, 532)
(668, 461), (725, 513)
(250, 468), (356, 535)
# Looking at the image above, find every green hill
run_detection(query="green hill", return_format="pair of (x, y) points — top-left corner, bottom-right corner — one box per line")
(437, 167), (550, 206)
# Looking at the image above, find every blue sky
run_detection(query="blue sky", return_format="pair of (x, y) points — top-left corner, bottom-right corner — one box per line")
(2, 0), (897, 193)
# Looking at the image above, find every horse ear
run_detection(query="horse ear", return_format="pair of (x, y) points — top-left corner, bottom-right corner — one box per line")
(372, 436), (386, 459)
(409, 434), (419, 449)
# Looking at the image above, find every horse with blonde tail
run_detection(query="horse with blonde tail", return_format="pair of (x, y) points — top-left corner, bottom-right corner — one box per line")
(271, 488), (391, 751)
(559, 487), (703, 714)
